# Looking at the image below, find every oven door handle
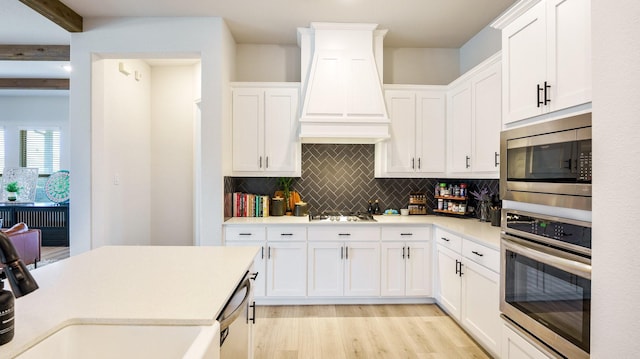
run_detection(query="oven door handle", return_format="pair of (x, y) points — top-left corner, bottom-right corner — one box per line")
(502, 234), (591, 279)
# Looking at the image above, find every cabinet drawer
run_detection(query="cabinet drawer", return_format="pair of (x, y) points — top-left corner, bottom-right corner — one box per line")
(434, 227), (462, 253)
(381, 226), (431, 241)
(224, 226), (266, 242)
(308, 226), (380, 241)
(267, 226), (307, 241)
(462, 239), (499, 273)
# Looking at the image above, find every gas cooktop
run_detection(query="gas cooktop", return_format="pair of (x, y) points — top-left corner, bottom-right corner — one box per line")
(309, 211), (377, 222)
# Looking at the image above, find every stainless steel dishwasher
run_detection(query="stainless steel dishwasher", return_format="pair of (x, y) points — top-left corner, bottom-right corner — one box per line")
(218, 271), (256, 358)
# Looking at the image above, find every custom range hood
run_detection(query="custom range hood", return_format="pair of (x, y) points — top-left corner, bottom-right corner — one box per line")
(297, 23), (390, 144)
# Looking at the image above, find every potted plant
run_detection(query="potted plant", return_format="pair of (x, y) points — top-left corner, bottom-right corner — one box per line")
(277, 177), (294, 214)
(6, 181), (20, 202)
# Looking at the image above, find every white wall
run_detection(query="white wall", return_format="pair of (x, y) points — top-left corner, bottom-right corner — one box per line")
(459, 24), (501, 74)
(591, 1), (640, 356)
(236, 44), (300, 82)
(70, 17), (231, 255)
(0, 95), (70, 170)
(383, 48), (460, 85)
(150, 64), (195, 246)
(93, 58), (152, 247)
(234, 44), (461, 85)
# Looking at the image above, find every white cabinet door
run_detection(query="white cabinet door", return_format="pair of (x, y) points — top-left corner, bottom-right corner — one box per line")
(380, 242), (406, 297)
(502, 0), (591, 124)
(448, 83), (473, 173)
(415, 90), (446, 173)
(231, 84), (300, 176)
(546, 0), (591, 112)
(309, 240), (380, 297)
(502, 1), (547, 124)
(404, 241), (432, 297)
(502, 322), (554, 359)
(264, 88), (299, 173)
(472, 61), (502, 173)
(461, 259), (500, 357)
(266, 241), (306, 297)
(378, 87), (445, 177)
(232, 88), (264, 172)
(384, 90), (416, 173)
(307, 241), (344, 297)
(381, 227), (432, 297)
(435, 244), (462, 320)
(344, 241), (380, 297)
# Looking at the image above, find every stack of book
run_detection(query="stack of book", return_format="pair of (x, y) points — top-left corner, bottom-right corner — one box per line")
(232, 193), (270, 217)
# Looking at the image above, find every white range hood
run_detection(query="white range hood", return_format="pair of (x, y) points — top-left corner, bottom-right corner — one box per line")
(297, 23), (390, 144)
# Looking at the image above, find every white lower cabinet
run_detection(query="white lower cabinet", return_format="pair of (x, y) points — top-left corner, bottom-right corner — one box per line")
(502, 321), (555, 359)
(381, 227), (432, 297)
(265, 240), (307, 297)
(307, 226), (380, 297)
(225, 226), (306, 298)
(434, 227), (500, 357)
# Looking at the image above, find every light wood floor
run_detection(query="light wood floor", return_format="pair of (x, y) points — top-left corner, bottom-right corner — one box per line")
(40, 246), (70, 262)
(253, 304), (491, 359)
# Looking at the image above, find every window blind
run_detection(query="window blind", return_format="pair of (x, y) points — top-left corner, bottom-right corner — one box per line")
(0, 128), (4, 173)
(20, 129), (61, 175)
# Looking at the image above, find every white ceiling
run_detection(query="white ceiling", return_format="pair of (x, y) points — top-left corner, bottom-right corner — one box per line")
(0, 0), (515, 84)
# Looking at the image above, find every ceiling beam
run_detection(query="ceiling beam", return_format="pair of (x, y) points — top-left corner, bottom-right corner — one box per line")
(0, 78), (69, 90)
(19, 0), (83, 32)
(0, 45), (70, 61)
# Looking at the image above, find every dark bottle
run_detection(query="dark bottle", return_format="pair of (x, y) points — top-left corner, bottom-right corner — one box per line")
(0, 281), (15, 346)
(373, 200), (381, 215)
(367, 201), (373, 214)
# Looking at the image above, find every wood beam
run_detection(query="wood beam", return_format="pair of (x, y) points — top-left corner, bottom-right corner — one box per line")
(0, 78), (69, 90)
(19, 0), (83, 32)
(0, 45), (70, 61)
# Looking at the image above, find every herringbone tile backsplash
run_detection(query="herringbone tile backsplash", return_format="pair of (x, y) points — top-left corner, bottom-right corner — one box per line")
(227, 144), (499, 215)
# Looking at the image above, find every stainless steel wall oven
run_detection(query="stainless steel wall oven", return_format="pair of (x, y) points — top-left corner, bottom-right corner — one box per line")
(501, 209), (591, 359)
(500, 113), (592, 211)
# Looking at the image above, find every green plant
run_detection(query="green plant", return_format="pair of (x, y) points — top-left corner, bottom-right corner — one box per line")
(5, 181), (20, 193)
(277, 177), (294, 211)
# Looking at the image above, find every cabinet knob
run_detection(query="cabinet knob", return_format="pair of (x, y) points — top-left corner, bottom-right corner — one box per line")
(494, 152), (500, 167)
(465, 156), (470, 169)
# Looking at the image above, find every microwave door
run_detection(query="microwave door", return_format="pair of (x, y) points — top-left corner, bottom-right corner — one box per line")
(529, 142), (576, 180)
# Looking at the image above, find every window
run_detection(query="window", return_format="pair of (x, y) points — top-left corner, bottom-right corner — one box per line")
(20, 129), (61, 175)
(0, 128), (4, 172)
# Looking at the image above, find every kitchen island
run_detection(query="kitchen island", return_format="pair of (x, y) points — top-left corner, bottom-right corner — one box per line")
(2, 245), (260, 358)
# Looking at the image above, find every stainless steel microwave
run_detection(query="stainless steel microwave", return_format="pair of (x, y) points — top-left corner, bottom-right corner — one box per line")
(500, 113), (592, 211)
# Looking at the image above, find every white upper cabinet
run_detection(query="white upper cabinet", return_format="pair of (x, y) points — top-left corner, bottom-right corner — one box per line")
(375, 86), (446, 177)
(500, 0), (591, 124)
(447, 56), (502, 177)
(231, 84), (301, 176)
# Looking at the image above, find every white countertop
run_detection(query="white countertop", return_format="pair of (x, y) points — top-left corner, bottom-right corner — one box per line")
(2, 245), (259, 358)
(224, 214), (501, 249)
